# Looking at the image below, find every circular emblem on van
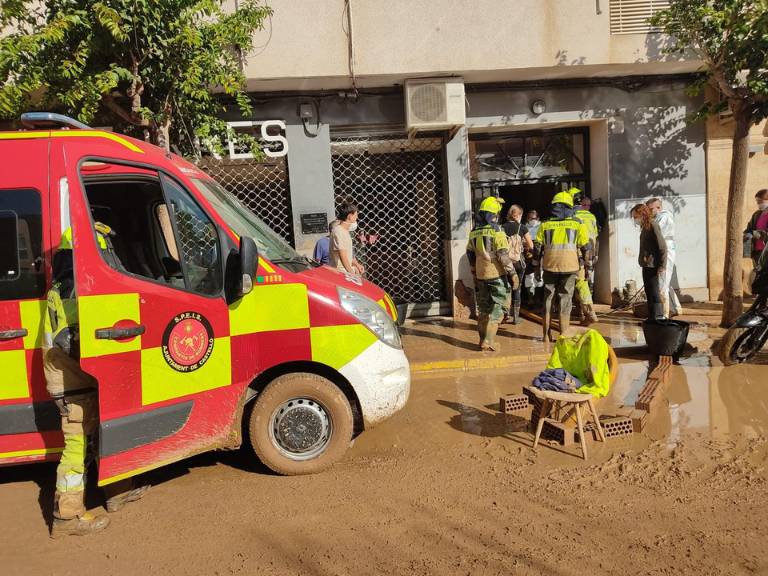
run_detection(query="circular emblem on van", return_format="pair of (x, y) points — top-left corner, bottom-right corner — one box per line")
(162, 312), (214, 373)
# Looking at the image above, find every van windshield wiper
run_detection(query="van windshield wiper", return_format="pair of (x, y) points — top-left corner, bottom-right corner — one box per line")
(271, 255), (319, 268)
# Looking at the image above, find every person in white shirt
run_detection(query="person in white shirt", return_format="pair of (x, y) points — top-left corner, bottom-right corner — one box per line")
(646, 197), (682, 317)
(330, 201), (365, 276)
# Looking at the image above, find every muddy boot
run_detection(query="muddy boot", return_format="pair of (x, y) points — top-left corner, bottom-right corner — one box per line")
(51, 512), (110, 538)
(559, 312), (571, 337)
(512, 303), (521, 325)
(582, 304), (598, 326)
(105, 484), (150, 513)
(543, 309), (553, 342)
(481, 321), (500, 351)
(477, 315), (489, 350)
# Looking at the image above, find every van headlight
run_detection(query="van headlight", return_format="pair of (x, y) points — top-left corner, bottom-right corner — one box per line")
(338, 287), (402, 349)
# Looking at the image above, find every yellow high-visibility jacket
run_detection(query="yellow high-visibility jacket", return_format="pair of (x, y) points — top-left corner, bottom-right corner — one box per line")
(535, 218), (590, 273)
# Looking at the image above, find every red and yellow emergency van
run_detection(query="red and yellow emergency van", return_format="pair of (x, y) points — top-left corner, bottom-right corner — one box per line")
(0, 113), (410, 484)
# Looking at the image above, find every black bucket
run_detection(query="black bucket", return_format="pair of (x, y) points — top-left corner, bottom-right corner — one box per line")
(642, 319), (690, 359)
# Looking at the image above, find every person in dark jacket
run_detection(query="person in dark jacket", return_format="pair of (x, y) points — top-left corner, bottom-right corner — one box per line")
(744, 188), (768, 266)
(631, 203), (668, 321)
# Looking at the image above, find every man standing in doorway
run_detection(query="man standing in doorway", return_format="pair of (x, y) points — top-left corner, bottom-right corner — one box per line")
(534, 192), (591, 342)
(646, 197), (681, 317)
(330, 202), (365, 276)
(467, 196), (518, 351)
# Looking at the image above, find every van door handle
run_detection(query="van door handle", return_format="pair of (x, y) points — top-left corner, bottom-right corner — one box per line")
(0, 328), (28, 341)
(95, 324), (145, 340)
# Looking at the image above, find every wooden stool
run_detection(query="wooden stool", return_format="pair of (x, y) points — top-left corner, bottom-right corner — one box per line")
(530, 388), (606, 459)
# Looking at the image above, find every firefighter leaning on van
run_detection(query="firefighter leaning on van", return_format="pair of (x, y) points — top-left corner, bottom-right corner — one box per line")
(572, 189), (599, 325)
(533, 192), (592, 342)
(467, 196), (518, 351)
(44, 225), (148, 538)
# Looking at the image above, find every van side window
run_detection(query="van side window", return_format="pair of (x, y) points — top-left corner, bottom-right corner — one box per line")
(80, 163), (221, 296)
(0, 189), (45, 300)
(160, 174), (222, 296)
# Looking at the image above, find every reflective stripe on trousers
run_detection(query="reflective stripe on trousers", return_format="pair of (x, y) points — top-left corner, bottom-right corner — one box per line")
(575, 267), (593, 306)
(55, 393), (97, 519)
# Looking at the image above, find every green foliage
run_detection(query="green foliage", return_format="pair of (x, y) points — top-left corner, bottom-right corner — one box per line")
(650, 0), (768, 123)
(0, 0), (272, 155)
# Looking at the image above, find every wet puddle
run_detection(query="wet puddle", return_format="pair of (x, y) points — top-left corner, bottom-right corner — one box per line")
(609, 355), (768, 445)
(393, 351), (768, 458)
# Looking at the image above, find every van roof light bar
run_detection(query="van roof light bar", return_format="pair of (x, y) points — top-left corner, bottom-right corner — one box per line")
(20, 112), (91, 130)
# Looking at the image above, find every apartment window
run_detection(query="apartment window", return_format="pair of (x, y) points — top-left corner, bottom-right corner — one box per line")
(610, 0), (670, 34)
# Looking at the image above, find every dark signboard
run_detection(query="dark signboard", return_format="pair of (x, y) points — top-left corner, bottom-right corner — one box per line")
(300, 212), (329, 235)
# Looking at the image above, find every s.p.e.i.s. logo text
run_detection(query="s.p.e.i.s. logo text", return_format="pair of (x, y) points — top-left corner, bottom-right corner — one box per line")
(162, 312), (214, 372)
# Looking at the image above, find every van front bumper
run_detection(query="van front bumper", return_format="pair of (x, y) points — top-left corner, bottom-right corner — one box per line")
(339, 340), (410, 428)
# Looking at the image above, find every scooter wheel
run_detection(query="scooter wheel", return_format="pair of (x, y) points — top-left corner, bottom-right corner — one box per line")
(247, 372), (354, 475)
(719, 326), (767, 366)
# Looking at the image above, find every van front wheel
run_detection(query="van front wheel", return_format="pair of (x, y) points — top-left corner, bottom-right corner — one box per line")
(248, 372), (354, 475)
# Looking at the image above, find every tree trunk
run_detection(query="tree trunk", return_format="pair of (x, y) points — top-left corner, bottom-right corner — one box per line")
(157, 122), (171, 154)
(147, 122), (171, 153)
(720, 105), (752, 327)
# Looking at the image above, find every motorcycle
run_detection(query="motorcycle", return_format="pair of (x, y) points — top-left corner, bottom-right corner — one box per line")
(719, 241), (768, 365)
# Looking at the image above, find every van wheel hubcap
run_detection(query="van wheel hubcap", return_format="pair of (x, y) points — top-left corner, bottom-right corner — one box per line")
(270, 398), (332, 460)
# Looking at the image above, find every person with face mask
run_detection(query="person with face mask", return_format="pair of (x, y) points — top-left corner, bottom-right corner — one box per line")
(631, 203), (668, 321)
(502, 204), (533, 324)
(646, 197), (681, 317)
(330, 201), (365, 276)
(523, 210), (543, 303)
(745, 189), (768, 267)
(467, 196), (517, 351)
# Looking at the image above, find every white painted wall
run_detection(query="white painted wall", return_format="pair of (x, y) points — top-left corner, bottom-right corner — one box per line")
(241, 0), (700, 91)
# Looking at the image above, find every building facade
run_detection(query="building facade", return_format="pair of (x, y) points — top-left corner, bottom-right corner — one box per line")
(207, 0), (751, 316)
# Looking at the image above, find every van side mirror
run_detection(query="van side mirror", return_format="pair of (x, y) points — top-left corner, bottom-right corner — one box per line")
(239, 236), (258, 296)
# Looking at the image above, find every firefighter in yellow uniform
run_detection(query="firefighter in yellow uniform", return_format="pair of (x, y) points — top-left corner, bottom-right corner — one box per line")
(534, 192), (592, 342)
(44, 226), (147, 538)
(573, 190), (599, 325)
(467, 196), (518, 351)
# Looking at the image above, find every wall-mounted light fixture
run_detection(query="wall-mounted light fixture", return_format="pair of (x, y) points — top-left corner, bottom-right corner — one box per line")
(530, 99), (546, 116)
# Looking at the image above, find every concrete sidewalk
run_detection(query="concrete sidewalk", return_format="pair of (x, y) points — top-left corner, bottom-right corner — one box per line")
(402, 304), (723, 373)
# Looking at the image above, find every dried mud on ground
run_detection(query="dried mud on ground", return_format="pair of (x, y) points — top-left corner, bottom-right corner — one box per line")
(1, 370), (767, 576)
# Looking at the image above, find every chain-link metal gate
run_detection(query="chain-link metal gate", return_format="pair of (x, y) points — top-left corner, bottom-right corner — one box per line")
(331, 134), (447, 308)
(198, 157), (295, 246)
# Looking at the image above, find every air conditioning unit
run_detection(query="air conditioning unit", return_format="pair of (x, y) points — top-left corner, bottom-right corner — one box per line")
(405, 78), (466, 133)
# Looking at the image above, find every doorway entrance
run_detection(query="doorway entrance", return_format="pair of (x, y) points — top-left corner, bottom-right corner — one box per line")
(469, 128), (590, 218)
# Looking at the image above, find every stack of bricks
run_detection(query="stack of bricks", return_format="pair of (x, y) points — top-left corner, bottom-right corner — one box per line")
(634, 355), (672, 413)
(606, 355), (673, 435)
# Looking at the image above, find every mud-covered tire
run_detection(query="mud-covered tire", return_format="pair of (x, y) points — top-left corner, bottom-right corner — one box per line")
(248, 372), (353, 475)
(719, 326), (766, 366)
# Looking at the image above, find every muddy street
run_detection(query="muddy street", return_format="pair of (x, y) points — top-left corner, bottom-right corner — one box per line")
(2, 360), (767, 576)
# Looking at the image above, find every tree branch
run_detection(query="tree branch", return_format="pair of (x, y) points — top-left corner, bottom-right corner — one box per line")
(103, 93), (148, 127)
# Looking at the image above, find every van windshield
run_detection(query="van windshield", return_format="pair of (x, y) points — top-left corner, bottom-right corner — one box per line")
(190, 177), (300, 262)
